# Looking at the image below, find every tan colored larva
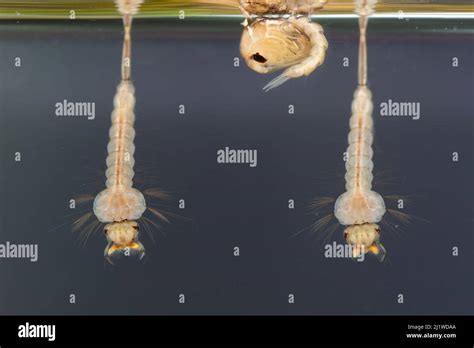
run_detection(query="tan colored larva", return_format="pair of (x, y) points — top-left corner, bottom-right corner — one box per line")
(334, 0), (386, 261)
(93, 0), (146, 264)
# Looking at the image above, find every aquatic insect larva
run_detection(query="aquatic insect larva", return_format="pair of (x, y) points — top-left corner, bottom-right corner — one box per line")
(333, 0), (386, 260)
(334, 85), (386, 259)
(93, 0), (146, 264)
(239, 0), (328, 91)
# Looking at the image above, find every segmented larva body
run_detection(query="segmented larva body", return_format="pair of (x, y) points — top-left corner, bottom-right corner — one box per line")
(334, 0), (385, 228)
(93, 81), (146, 223)
(334, 86), (385, 227)
(345, 86), (374, 193)
(106, 81), (137, 189)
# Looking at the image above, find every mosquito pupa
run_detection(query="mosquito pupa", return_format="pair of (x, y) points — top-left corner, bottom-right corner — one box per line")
(239, 0), (328, 91)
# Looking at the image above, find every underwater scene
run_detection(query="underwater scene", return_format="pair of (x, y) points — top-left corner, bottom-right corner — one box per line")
(0, 0), (472, 319)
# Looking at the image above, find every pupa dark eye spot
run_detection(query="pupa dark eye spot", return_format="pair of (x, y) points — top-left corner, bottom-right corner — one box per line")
(132, 225), (139, 230)
(251, 53), (267, 63)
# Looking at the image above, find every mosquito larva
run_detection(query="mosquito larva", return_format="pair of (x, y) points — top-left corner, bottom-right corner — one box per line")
(92, 0), (146, 264)
(333, 0), (387, 261)
(239, 0), (328, 91)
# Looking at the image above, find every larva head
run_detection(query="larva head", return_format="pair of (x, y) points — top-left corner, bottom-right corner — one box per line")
(344, 223), (386, 262)
(104, 220), (145, 265)
(240, 19), (311, 74)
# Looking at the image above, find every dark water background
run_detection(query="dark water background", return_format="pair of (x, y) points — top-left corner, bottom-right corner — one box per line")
(0, 18), (472, 315)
